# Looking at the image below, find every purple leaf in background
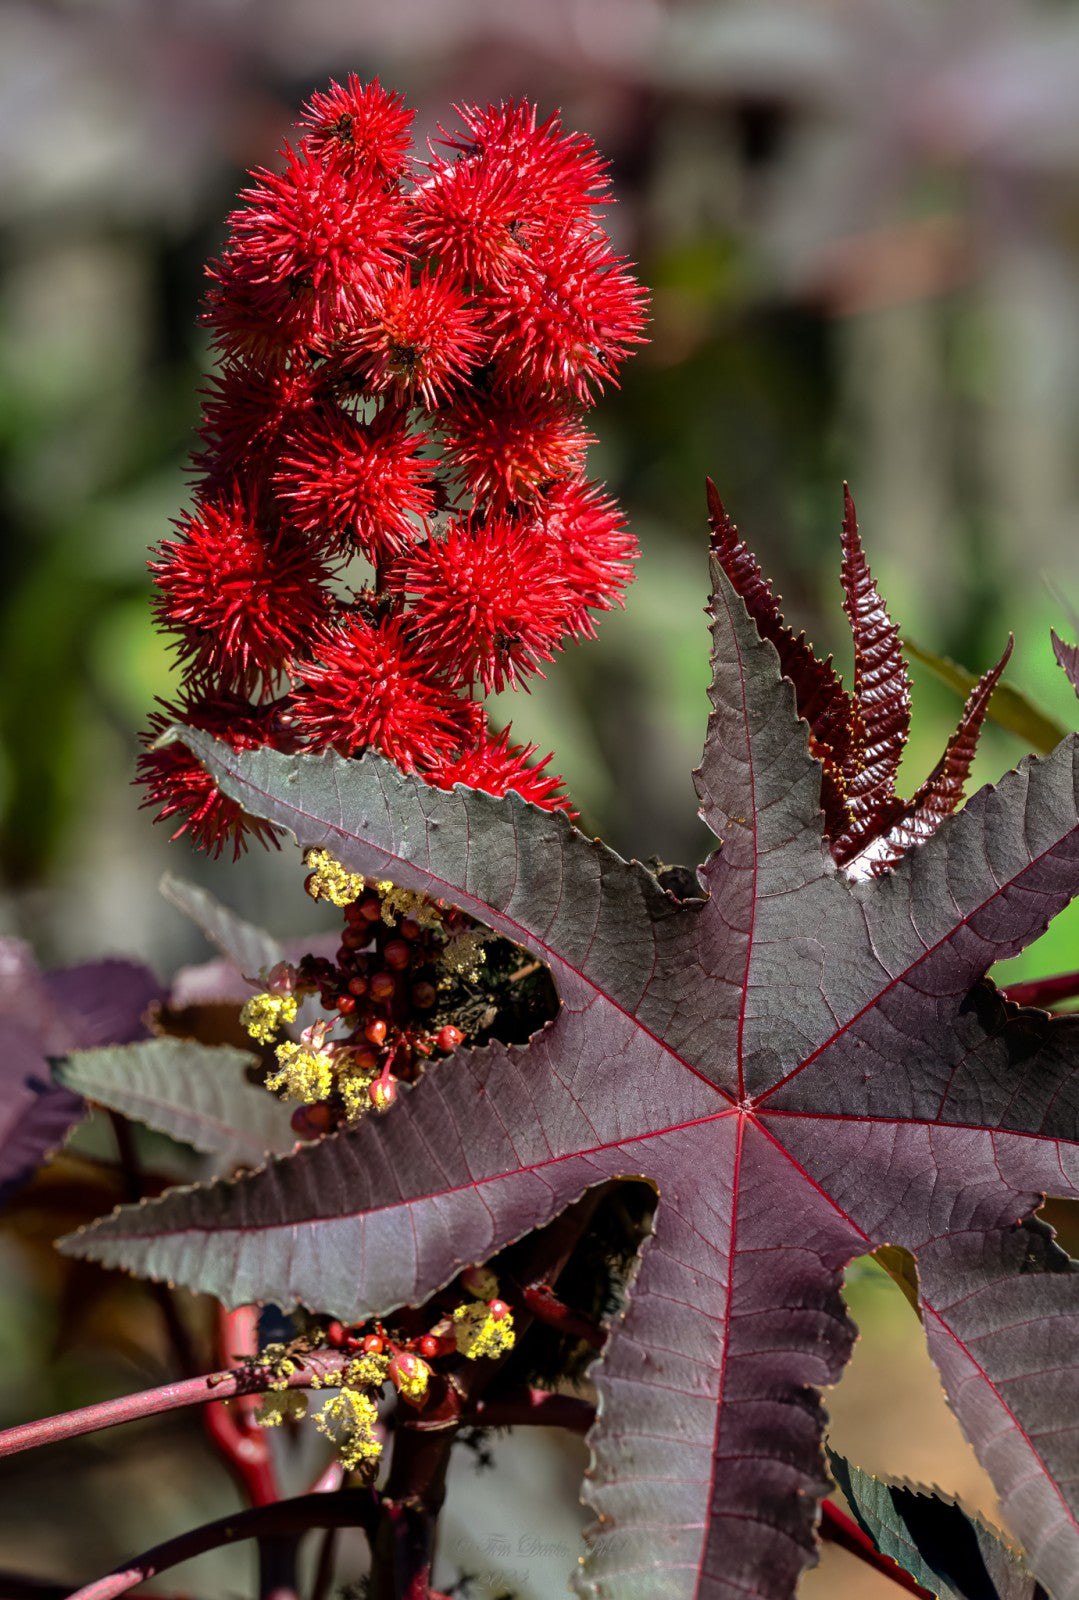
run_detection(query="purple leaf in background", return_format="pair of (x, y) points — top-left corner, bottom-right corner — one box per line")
(0, 941), (162, 1204)
(63, 566), (1079, 1600)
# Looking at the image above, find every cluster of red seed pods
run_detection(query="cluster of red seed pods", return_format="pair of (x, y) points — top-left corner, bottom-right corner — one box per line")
(140, 77), (648, 858)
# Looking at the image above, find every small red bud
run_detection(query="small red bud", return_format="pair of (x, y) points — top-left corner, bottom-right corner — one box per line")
(348, 975), (369, 997)
(418, 1334), (440, 1359)
(365, 1018), (388, 1045)
(326, 1319), (347, 1347)
(400, 918), (422, 941)
(341, 928), (365, 949)
(436, 1025), (464, 1051)
(352, 1044), (379, 1072)
(362, 1334), (384, 1355)
(411, 981), (436, 1010)
(369, 971), (396, 1001)
(488, 1299), (510, 1321)
(384, 938), (410, 970)
(291, 1102), (333, 1136)
(370, 1075), (398, 1112)
(337, 993), (357, 1015)
(359, 895), (383, 922)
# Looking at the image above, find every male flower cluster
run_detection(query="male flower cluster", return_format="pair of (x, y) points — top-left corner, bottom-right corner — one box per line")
(141, 78), (648, 856)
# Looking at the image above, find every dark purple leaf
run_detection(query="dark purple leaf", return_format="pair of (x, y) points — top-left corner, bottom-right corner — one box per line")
(1053, 629), (1079, 698)
(0, 941), (162, 1204)
(827, 1447), (1047, 1600)
(62, 567), (1079, 1600)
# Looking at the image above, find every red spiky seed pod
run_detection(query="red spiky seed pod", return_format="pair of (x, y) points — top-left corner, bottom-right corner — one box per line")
(208, 146), (409, 354)
(150, 489), (337, 695)
(427, 725), (574, 815)
(486, 224), (649, 402)
(337, 267), (485, 408)
(297, 76), (415, 182)
(275, 405), (435, 561)
(439, 388), (593, 511)
(541, 477), (639, 633)
(137, 693), (285, 859)
(395, 514), (575, 693)
(291, 614), (469, 770)
(436, 100), (612, 222)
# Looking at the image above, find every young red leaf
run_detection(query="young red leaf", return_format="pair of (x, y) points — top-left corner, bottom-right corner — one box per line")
(833, 484), (911, 861)
(706, 477), (853, 822)
(64, 568), (1079, 1600)
(852, 637), (1015, 875)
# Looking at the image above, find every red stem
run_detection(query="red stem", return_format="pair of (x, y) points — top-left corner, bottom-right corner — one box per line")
(205, 1305), (280, 1506)
(0, 1353), (351, 1460)
(1002, 969), (1079, 1009)
(463, 1388), (594, 1432)
(63, 1488), (378, 1600)
(820, 1500), (934, 1597)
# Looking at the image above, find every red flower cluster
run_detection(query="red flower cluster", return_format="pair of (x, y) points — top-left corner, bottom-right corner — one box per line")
(142, 79), (648, 855)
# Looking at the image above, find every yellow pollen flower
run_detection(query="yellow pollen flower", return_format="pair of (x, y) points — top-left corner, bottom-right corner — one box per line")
(267, 1041), (334, 1104)
(314, 1388), (382, 1473)
(452, 1301), (516, 1360)
(258, 1343), (298, 1390)
(339, 1069), (375, 1122)
(344, 1351), (390, 1389)
(375, 882), (443, 929)
(304, 847), (364, 906)
(440, 931), (487, 981)
(240, 991), (299, 1044)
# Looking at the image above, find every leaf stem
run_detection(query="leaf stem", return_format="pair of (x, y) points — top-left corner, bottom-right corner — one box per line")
(1002, 969), (1079, 1009)
(462, 1388), (594, 1432)
(0, 1352), (351, 1461)
(205, 1305), (281, 1507)
(63, 1489), (378, 1600)
(819, 1500), (934, 1597)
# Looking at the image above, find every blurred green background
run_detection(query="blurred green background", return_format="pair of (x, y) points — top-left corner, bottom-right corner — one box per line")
(3, 1), (1079, 1594)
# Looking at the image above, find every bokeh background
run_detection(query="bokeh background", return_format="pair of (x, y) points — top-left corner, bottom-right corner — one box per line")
(3, 1), (1079, 1594)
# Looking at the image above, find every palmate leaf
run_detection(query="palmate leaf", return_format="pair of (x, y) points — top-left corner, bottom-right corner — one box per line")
(826, 1447), (1047, 1600)
(62, 564), (1079, 1600)
(53, 1039), (297, 1167)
